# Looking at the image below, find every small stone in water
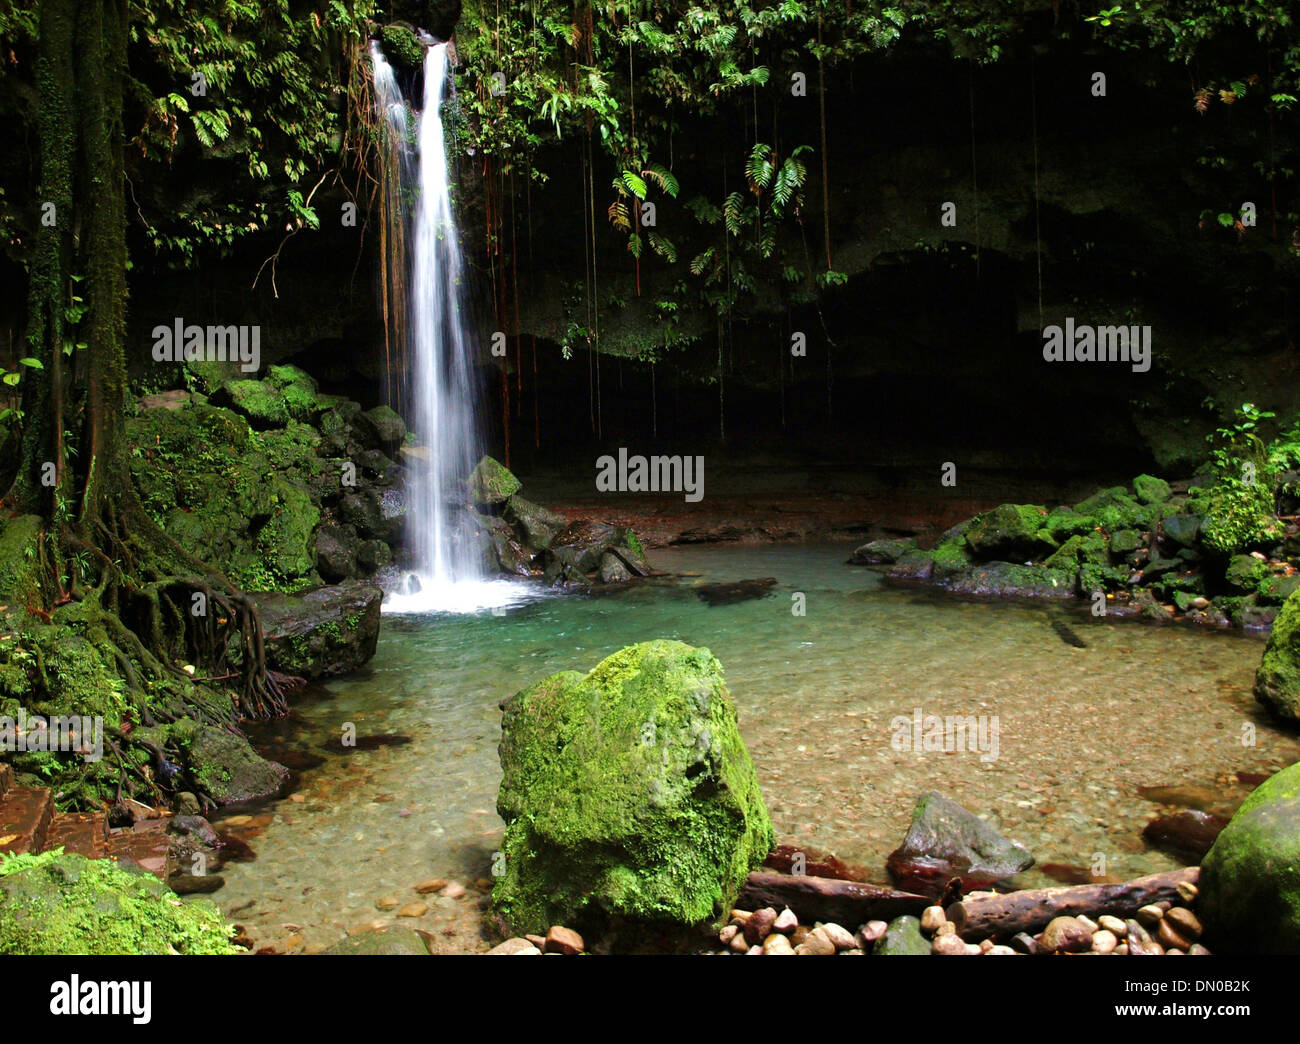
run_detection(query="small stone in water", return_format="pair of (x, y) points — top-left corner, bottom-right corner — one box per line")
(1076, 915), (1098, 932)
(920, 905), (946, 934)
(935, 921), (957, 937)
(545, 925), (584, 955)
(1136, 904), (1164, 926)
(1156, 919), (1191, 952)
(729, 931), (751, 954)
(795, 927), (836, 955)
(790, 925), (812, 947)
(932, 934), (969, 955)
(773, 908), (799, 934)
(1165, 907), (1202, 941)
(1098, 915), (1127, 937)
(414, 878), (448, 894)
(397, 902), (428, 918)
(1091, 929), (1118, 954)
(719, 924), (739, 945)
(819, 922), (856, 950)
(1040, 916), (1093, 954)
(439, 882), (466, 899)
(1010, 932), (1039, 955)
(487, 938), (540, 955)
(375, 896), (399, 910)
(744, 907), (777, 945)
(729, 909), (752, 926)
(986, 945), (1017, 955)
(1177, 881), (1199, 903)
(857, 920), (888, 947)
(763, 933), (795, 955)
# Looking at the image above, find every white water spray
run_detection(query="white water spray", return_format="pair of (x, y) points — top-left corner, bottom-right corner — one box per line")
(372, 42), (531, 613)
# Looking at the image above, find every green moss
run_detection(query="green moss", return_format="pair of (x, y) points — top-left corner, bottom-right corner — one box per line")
(0, 849), (238, 955)
(1203, 479), (1282, 555)
(1200, 763), (1300, 953)
(492, 640), (774, 936)
(379, 23), (425, 69)
(930, 537), (973, 580)
(469, 455), (522, 505)
(1255, 588), (1300, 723)
(215, 379), (290, 429)
(964, 504), (1054, 558)
(1132, 474), (1172, 505)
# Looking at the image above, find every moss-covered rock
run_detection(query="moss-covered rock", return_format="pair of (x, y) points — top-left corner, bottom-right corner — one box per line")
(170, 720), (288, 805)
(930, 536), (973, 581)
(944, 561), (1074, 598)
(355, 404), (406, 451)
(1161, 512), (1203, 548)
(469, 455), (522, 505)
(1200, 762), (1300, 953)
(257, 581), (383, 680)
(0, 849), (238, 955)
(875, 914), (929, 955)
(963, 504), (1054, 559)
(492, 640), (774, 937)
(1132, 474), (1171, 505)
(321, 926), (431, 954)
(379, 23), (425, 69)
(265, 364), (320, 422)
(1225, 553), (1269, 593)
(505, 494), (566, 550)
(1254, 588), (1300, 724)
(211, 378), (290, 429)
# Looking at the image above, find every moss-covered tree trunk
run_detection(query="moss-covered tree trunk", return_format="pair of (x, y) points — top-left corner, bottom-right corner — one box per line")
(2, 0), (294, 812)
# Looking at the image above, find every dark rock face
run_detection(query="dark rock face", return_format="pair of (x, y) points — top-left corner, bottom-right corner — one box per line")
(258, 581), (383, 680)
(316, 524), (358, 582)
(886, 792), (1034, 896)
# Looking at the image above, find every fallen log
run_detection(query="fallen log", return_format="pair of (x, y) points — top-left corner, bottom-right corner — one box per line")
(738, 871), (930, 926)
(945, 867), (1199, 941)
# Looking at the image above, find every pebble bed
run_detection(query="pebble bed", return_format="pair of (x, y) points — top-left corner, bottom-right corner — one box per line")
(709, 879), (1210, 955)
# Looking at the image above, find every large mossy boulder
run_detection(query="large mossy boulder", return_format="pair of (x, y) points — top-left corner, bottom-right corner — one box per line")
(1199, 762), (1300, 953)
(0, 849), (238, 954)
(492, 640), (774, 937)
(1254, 589), (1300, 724)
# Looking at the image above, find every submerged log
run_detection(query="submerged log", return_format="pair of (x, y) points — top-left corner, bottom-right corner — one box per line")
(738, 871), (930, 925)
(945, 867), (1198, 941)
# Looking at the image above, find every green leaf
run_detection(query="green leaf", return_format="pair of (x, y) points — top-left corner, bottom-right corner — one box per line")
(18, 357), (42, 369)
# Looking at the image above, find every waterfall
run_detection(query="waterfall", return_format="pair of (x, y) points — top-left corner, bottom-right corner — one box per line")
(372, 41), (527, 613)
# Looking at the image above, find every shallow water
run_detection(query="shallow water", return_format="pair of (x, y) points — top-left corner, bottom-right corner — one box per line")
(211, 543), (1300, 952)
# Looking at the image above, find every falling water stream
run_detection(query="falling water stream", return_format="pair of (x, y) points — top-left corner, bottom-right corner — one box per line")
(372, 41), (532, 614)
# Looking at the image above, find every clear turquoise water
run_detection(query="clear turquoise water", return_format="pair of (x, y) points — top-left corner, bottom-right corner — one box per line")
(211, 543), (1300, 952)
